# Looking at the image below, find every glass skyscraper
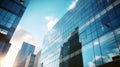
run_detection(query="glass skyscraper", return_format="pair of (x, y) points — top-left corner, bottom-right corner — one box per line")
(14, 42), (35, 67)
(40, 0), (120, 67)
(0, 0), (30, 57)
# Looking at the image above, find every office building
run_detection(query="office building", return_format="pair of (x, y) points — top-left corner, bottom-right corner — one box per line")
(40, 0), (120, 67)
(14, 42), (35, 67)
(25, 54), (36, 67)
(0, 0), (30, 57)
(33, 51), (41, 67)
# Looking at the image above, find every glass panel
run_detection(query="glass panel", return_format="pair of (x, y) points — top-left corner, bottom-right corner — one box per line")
(0, 20), (6, 26)
(114, 28), (120, 49)
(93, 39), (103, 66)
(10, 15), (16, 23)
(99, 32), (119, 63)
(0, 16), (3, 21)
(82, 42), (95, 67)
(110, 17), (120, 28)
(92, 31), (98, 40)
(1, 10), (7, 16)
(114, 4), (120, 16)
(0, 8), (2, 13)
(5, 23), (12, 28)
(108, 9), (117, 20)
(5, 12), (12, 19)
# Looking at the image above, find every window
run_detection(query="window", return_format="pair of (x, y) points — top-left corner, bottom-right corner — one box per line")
(101, 14), (111, 28)
(108, 9), (117, 20)
(97, 22), (112, 37)
(93, 39), (103, 66)
(82, 42), (95, 67)
(114, 4), (120, 16)
(0, 8), (2, 13)
(114, 28), (120, 49)
(1, 10), (7, 17)
(92, 31), (98, 40)
(99, 32), (119, 63)
(10, 15), (16, 23)
(5, 12), (11, 19)
(0, 20), (6, 26)
(96, 19), (103, 29)
(0, 16), (3, 21)
(79, 31), (87, 45)
(6, 23), (12, 28)
(91, 24), (96, 32)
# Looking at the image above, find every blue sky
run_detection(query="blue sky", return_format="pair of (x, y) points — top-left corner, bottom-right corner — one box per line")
(16, 0), (75, 51)
(20, 0), (73, 39)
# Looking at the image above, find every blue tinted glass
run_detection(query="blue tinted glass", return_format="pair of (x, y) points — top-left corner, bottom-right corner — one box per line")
(6, 23), (12, 28)
(0, 16), (3, 21)
(91, 25), (96, 32)
(82, 42), (95, 67)
(13, 3), (20, 13)
(108, 9), (117, 20)
(0, 20), (6, 26)
(97, 26), (108, 36)
(80, 31), (87, 39)
(93, 39), (103, 66)
(1, 10), (7, 16)
(92, 31), (98, 40)
(100, 32), (119, 63)
(82, 34), (92, 45)
(101, 14), (110, 25)
(5, 12), (12, 19)
(0, 8), (2, 13)
(3, 17), (8, 21)
(115, 28), (120, 49)
(115, 4), (120, 16)
(96, 19), (103, 29)
(10, 15), (16, 23)
(111, 17), (120, 28)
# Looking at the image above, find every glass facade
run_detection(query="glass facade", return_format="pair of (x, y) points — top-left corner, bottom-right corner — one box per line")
(14, 42), (35, 67)
(40, 0), (120, 67)
(0, 0), (29, 56)
(0, 0), (30, 40)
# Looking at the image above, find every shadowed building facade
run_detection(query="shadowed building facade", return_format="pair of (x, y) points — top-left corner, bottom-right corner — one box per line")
(60, 27), (83, 67)
(0, 0), (30, 57)
(40, 0), (120, 67)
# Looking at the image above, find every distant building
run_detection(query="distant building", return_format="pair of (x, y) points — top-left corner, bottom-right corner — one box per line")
(33, 51), (41, 67)
(0, 0), (30, 57)
(40, 0), (120, 67)
(25, 54), (36, 67)
(14, 42), (35, 67)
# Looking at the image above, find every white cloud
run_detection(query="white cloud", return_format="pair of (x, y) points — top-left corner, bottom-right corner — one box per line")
(68, 0), (78, 10)
(45, 16), (59, 31)
(45, 16), (53, 21)
(88, 62), (95, 67)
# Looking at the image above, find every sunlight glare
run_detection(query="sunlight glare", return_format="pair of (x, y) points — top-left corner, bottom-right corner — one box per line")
(1, 44), (21, 67)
